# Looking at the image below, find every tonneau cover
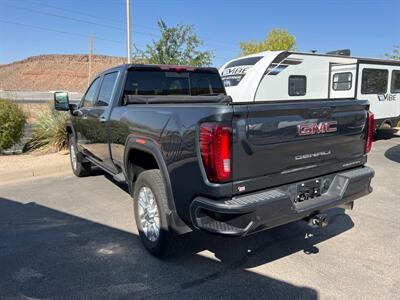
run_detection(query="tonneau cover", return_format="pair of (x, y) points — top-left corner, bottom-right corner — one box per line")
(125, 94), (232, 104)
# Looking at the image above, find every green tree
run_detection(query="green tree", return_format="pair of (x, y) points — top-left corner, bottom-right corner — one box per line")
(139, 20), (213, 66)
(239, 28), (296, 56)
(385, 45), (400, 60)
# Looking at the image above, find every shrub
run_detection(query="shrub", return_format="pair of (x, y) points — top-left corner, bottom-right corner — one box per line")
(25, 104), (68, 153)
(0, 99), (26, 152)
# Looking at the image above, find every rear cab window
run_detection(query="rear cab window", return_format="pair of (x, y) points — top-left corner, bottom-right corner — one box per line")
(221, 56), (263, 87)
(391, 70), (400, 93)
(123, 68), (225, 99)
(361, 68), (388, 94)
(97, 72), (118, 106)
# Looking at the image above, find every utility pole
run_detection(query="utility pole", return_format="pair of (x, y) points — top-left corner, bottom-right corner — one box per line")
(88, 33), (93, 85)
(126, 0), (132, 63)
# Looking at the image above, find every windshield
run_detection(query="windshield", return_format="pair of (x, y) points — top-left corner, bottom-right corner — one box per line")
(124, 69), (226, 97)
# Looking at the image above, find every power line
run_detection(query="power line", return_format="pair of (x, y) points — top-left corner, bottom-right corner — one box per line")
(25, 0), (158, 32)
(0, 19), (234, 61)
(0, 3), (159, 38)
(0, 19), (147, 46)
(27, 0), (130, 26)
(4, 0), (239, 49)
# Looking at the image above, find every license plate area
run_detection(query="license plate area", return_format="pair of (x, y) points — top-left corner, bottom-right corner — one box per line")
(295, 178), (322, 203)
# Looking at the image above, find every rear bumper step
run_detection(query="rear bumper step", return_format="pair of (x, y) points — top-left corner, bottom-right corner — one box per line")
(190, 166), (374, 236)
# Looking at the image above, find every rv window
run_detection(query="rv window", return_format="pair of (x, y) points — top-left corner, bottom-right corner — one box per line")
(391, 70), (400, 93)
(361, 69), (388, 94)
(288, 76), (306, 96)
(333, 72), (352, 91)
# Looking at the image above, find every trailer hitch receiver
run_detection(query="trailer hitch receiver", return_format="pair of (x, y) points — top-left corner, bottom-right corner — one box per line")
(307, 213), (329, 228)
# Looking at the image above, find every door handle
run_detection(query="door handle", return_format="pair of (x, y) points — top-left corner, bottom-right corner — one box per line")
(99, 116), (107, 123)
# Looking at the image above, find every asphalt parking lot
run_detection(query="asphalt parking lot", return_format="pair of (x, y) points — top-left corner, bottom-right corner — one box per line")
(0, 138), (399, 300)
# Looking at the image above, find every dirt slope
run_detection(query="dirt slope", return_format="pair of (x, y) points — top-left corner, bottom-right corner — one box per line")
(0, 54), (126, 92)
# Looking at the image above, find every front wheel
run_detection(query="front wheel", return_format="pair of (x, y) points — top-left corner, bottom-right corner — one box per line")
(133, 169), (180, 258)
(69, 138), (91, 177)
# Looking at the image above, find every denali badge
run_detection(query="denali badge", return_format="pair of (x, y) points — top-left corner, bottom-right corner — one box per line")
(298, 121), (338, 136)
(295, 151), (332, 161)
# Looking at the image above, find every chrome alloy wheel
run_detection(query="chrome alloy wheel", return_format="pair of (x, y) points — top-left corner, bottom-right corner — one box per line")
(138, 186), (160, 242)
(70, 143), (77, 171)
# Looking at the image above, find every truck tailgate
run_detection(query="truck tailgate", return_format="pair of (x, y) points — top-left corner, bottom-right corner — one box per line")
(232, 100), (369, 193)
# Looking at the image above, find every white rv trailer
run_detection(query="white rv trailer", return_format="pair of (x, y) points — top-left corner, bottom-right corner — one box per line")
(220, 51), (400, 129)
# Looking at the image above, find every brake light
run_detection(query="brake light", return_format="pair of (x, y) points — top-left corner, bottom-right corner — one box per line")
(199, 123), (232, 183)
(159, 65), (194, 72)
(365, 111), (374, 154)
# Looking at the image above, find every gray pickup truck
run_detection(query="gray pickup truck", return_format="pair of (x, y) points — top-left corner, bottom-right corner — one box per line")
(54, 64), (375, 257)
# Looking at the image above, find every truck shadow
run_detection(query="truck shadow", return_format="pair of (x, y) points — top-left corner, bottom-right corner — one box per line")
(91, 167), (354, 269)
(0, 196), (354, 299)
(384, 144), (400, 163)
(176, 207), (352, 269)
(91, 167), (130, 193)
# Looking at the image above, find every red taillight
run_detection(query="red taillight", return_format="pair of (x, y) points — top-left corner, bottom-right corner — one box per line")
(159, 65), (194, 72)
(199, 123), (232, 183)
(365, 111), (374, 154)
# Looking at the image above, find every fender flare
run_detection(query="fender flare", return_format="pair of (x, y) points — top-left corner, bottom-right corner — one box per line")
(123, 135), (191, 234)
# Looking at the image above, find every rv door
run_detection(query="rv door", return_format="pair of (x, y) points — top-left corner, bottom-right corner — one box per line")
(357, 64), (400, 126)
(329, 64), (357, 99)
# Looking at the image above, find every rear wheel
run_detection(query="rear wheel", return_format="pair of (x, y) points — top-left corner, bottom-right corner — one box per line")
(378, 122), (393, 139)
(133, 169), (180, 258)
(69, 137), (91, 177)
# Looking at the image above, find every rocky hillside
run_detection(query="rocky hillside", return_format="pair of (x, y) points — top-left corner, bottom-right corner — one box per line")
(0, 54), (126, 92)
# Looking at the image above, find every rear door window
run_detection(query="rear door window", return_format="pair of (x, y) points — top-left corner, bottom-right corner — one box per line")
(391, 70), (400, 93)
(96, 72), (118, 106)
(82, 77), (101, 107)
(221, 56), (263, 87)
(361, 68), (388, 94)
(288, 75), (307, 96)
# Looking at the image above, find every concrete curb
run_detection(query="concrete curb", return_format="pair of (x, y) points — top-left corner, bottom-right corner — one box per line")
(0, 163), (71, 185)
(0, 154), (71, 185)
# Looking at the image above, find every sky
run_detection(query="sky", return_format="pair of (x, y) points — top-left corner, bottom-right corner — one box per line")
(0, 0), (399, 67)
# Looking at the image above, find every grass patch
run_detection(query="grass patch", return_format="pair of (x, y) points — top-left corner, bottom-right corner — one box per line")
(25, 104), (68, 153)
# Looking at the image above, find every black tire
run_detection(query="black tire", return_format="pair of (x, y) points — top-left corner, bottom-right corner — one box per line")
(377, 123), (393, 140)
(133, 169), (180, 258)
(69, 137), (91, 177)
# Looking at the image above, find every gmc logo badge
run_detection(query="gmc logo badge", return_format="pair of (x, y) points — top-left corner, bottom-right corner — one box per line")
(298, 121), (338, 136)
